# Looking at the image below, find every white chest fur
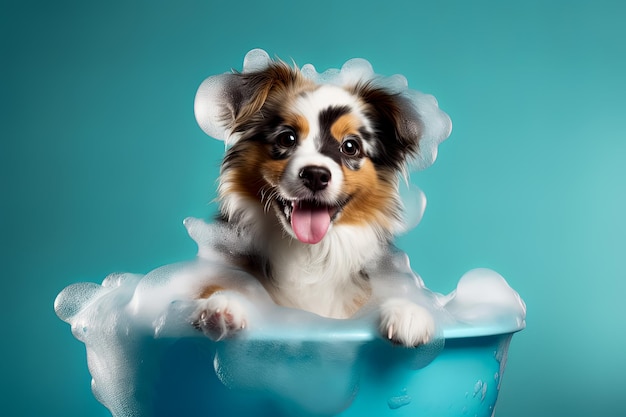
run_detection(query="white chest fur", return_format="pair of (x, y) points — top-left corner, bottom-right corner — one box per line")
(262, 224), (383, 318)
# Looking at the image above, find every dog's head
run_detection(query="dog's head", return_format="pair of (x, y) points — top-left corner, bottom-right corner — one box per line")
(195, 51), (451, 244)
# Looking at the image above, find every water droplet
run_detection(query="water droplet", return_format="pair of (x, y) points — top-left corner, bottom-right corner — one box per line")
(387, 388), (411, 409)
(471, 380), (488, 401)
(473, 380), (483, 397)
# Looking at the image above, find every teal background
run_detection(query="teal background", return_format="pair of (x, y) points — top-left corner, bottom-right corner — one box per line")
(2, 0), (625, 416)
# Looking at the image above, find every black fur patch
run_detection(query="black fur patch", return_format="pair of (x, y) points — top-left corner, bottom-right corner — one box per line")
(353, 83), (422, 171)
(317, 105), (366, 170)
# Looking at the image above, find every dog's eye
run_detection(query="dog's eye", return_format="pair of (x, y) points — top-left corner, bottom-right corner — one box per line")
(277, 131), (297, 148)
(340, 138), (361, 157)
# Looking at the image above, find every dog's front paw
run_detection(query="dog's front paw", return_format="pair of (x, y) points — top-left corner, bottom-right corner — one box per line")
(379, 298), (435, 347)
(191, 292), (248, 341)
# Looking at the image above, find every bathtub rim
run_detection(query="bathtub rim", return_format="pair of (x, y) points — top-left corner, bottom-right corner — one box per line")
(224, 320), (525, 345)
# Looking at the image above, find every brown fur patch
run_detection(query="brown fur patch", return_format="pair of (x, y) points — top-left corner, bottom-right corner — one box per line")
(282, 112), (310, 139)
(198, 285), (224, 299)
(337, 161), (397, 230)
(330, 113), (362, 141)
(259, 158), (290, 189)
(222, 142), (270, 203)
(223, 139), (290, 210)
(232, 62), (315, 134)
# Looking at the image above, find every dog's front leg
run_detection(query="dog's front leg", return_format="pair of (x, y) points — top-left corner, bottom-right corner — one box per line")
(378, 298), (435, 347)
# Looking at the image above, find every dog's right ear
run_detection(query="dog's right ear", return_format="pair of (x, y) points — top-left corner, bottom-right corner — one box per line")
(194, 72), (253, 143)
(195, 49), (275, 142)
(195, 59), (301, 145)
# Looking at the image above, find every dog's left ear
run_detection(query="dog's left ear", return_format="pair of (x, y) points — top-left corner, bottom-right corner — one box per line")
(352, 83), (423, 170)
(353, 82), (451, 171)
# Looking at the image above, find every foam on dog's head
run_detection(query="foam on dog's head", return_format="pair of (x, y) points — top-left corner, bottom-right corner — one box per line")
(194, 49), (451, 171)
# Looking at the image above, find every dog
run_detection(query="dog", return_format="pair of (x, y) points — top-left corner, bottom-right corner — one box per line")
(191, 54), (448, 347)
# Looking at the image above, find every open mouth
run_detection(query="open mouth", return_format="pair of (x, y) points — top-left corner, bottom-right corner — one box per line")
(275, 197), (343, 244)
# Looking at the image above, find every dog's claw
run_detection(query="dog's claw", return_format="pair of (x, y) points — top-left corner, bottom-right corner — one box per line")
(191, 293), (247, 341)
(379, 298), (436, 347)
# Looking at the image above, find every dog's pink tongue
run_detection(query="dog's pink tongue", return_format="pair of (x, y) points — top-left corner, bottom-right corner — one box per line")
(291, 202), (331, 244)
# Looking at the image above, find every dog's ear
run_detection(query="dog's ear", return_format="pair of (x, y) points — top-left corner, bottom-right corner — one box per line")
(353, 81), (451, 171)
(195, 72), (241, 142)
(195, 62), (302, 144)
(353, 82), (424, 170)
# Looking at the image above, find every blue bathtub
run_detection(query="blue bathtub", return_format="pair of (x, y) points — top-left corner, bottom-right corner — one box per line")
(148, 327), (518, 417)
(56, 267), (523, 417)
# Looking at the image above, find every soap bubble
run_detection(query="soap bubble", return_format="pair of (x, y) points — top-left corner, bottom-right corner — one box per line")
(397, 182), (427, 234)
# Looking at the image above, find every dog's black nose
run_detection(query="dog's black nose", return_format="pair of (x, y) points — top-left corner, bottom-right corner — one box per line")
(299, 166), (331, 191)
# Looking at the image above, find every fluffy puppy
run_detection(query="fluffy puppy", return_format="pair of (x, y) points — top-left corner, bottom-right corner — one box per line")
(192, 58), (438, 347)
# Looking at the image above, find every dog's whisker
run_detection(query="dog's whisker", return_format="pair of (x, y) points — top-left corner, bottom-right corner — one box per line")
(259, 186), (279, 214)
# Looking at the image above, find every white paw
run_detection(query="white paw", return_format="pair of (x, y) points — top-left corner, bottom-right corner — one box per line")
(379, 298), (435, 347)
(191, 292), (248, 341)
